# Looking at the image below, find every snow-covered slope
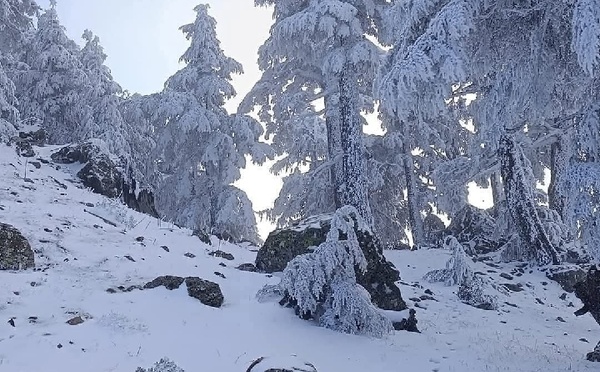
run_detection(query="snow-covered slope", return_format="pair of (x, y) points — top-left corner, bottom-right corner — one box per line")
(0, 144), (598, 372)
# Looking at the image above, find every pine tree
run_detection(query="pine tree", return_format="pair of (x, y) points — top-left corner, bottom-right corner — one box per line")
(246, 0), (390, 227)
(0, 57), (18, 141)
(16, 1), (89, 143)
(78, 29), (130, 161)
(154, 4), (269, 244)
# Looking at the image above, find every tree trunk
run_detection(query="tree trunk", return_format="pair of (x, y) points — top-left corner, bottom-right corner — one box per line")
(402, 145), (424, 248)
(490, 171), (504, 218)
(548, 139), (569, 219)
(499, 135), (560, 265)
(324, 81), (342, 209)
(337, 64), (373, 227)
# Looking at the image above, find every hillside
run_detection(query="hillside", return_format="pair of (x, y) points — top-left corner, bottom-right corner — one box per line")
(0, 143), (598, 372)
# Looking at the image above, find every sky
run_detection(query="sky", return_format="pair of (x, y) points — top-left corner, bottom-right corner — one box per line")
(37, 0), (282, 239)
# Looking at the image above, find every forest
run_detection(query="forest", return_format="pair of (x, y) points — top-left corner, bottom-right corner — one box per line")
(2, 0), (600, 367)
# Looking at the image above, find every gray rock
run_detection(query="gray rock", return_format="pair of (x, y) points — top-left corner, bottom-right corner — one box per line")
(256, 214), (406, 311)
(77, 154), (122, 198)
(51, 142), (101, 164)
(236, 263), (257, 272)
(144, 275), (185, 290)
(547, 265), (587, 293)
(192, 229), (211, 245)
(0, 223), (34, 270)
(208, 250), (234, 261)
(185, 277), (223, 308)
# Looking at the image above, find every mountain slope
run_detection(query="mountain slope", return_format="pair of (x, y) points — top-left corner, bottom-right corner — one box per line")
(0, 143), (598, 372)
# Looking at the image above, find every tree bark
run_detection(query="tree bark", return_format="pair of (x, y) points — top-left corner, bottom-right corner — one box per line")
(337, 64), (373, 227)
(490, 171), (504, 217)
(499, 135), (560, 265)
(324, 81), (342, 209)
(548, 139), (569, 219)
(402, 144), (424, 248)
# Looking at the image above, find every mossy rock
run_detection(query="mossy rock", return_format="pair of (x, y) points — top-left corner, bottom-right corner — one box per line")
(0, 223), (34, 270)
(256, 214), (407, 311)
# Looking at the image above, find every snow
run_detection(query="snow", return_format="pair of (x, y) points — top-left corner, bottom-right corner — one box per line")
(0, 143), (599, 371)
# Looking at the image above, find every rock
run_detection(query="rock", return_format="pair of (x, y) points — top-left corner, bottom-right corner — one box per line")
(236, 263), (257, 272)
(184, 252), (196, 258)
(192, 229), (211, 245)
(500, 273), (514, 280)
(144, 275), (185, 290)
(587, 342), (600, 362)
(547, 265), (587, 293)
(447, 205), (502, 254)
(30, 161), (41, 169)
(77, 154), (122, 198)
(161, 246), (170, 252)
(50, 142), (101, 164)
(0, 223), (34, 270)
(246, 355), (318, 372)
(122, 178), (159, 218)
(208, 250), (234, 261)
(15, 140), (34, 157)
(392, 309), (420, 333)
(256, 213), (407, 311)
(8, 318), (15, 327)
(136, 236), (145, 242)
(18, 129), (46, 146)
(66, 316), (84, 326)
(184, 277), (223, 308)
(214, 271), (226, 279)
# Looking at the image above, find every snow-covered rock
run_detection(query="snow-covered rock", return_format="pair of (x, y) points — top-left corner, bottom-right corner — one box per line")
(0, 222), (34, 270)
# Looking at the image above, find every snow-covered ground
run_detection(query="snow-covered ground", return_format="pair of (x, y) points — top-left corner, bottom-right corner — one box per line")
(0, 143), (598, 372)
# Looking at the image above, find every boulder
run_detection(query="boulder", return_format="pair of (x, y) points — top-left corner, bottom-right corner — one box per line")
(256, 214), (407, 311)
(0, 223), (34, 270)
(11, 129), (46, 158)
(208, 250), (234, 261)
(51, 141), (101, 164)
(447, 205), (502, 254)
(144, 275), (185, 290)
(184, 277), (223, 308)
(77, 154), (122, 198)
(236, 263), (257, 272)
(573, 266), (600, 361)
(547, 265), (587, 293)
(246, 355), (318, 372)
(122, 178), (159, 218)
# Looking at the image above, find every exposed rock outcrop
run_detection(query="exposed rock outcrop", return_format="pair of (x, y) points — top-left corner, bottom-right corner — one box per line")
(256, 214), (406, 311)
(0, 223), (34, 270)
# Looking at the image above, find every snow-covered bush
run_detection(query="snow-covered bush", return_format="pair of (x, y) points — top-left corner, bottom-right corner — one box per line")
(95, 198), (139, 230)
(261, 206), (393, 338)
(423, 236), (474, 286)
(135, 358), (184, 372)
(424, 236), (498, 309)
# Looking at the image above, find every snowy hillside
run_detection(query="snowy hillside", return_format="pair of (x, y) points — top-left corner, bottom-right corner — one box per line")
(0, 143), (598, 372)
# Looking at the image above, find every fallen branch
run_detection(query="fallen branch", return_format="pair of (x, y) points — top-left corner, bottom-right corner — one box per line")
(84, 209), (118, 227)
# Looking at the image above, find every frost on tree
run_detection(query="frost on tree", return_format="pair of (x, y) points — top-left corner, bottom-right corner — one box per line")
(246, 0), (389, 227)
(424, 236), (497, 310)
(423, 236), (474, 287)
(0, 58), (18, 141)
(272, 206), (393, 337)
(499, 135), (560, 266)
(78, 30), (131, 163)
(15, 1), (89, 144)
(153, 4), (270, 244)
(572, 0), (600, 76)
(135, 358), (185, 372)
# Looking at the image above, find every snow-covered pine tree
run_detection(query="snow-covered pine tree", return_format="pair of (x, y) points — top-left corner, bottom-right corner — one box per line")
(278, 205), (393, 337)
(0, 0), (38, 54)
(153, 4), (269, 244)
(16, 0), (90, 144)
(0, 58), (18, 141)
(78, 29), (130, 161)
(246, 0), (390, 227)
(499, 135), (560, 265)
(0, 0), (38, 139)
(423, 236), (474, 286)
